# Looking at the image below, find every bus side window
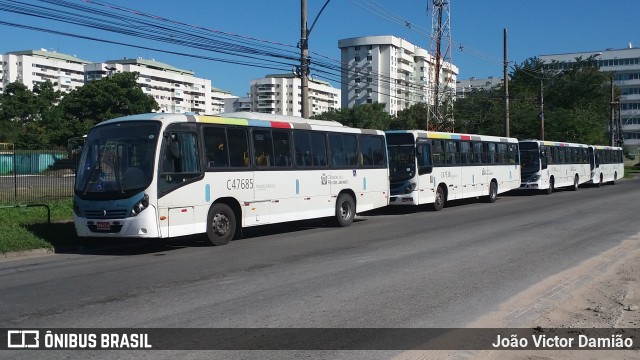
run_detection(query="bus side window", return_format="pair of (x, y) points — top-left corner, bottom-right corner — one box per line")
(203, 127), (228, 168)
(541, 146), (549, 169)
(417, 142), (432, 175)
(228, 128), (249, 167)
(159, 132), (201, 195)
(253, 129), (274, 167)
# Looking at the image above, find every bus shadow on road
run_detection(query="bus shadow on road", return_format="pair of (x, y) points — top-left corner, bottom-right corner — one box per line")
(25, 216), (353, 256)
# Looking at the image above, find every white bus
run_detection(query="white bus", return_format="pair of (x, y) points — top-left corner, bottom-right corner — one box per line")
(588, 145), (624, 186)
(519, 140), (591, 194)
(73, 112), (389, 245)
(386, 130), (521, 211)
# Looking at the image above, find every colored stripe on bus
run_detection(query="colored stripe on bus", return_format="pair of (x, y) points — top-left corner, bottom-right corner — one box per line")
(270, 121), (293, 129)
(205, 184), (211, 203)
(427, 133), (451, 139)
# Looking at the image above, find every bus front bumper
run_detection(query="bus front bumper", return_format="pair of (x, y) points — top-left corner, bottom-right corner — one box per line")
(389, 194), (418, 205)
(74, 206), (159, 238)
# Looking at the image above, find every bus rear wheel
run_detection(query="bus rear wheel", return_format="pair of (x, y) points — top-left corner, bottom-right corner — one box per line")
(206, 203), (235, 246)
(571, 175), (579, 191)
(335, 193), (355, 227)
(485, 181), (498, 203)
(433, 186), (445, 211)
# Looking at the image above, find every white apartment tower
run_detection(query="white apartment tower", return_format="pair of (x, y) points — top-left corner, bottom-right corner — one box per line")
(338, 35), (458, 116)
(539, 47), (640, 155)
(85, 58), (213, 114)
(248, 74), (340, 117)
(1, 49), (89, 93)
(211, 87), (238, 114)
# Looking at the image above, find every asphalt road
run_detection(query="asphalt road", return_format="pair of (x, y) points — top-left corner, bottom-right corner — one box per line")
(1, 177), (639, 358)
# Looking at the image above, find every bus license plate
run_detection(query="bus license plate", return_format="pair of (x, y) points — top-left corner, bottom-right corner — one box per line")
(96, 222), (110, 230)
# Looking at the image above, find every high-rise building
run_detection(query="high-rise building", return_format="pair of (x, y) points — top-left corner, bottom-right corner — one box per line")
(85, 58), (213, 114)
(456, 76), (503, 98)
(539, 47), (640, 155)
(1, 49), (89, 93)
(248, 74), (340, 117)
(338, 35), (458, 116)
(211, 87), (238, 114)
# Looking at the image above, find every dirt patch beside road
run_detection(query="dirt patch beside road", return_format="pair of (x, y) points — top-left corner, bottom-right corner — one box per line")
(394, 232), (640, 360)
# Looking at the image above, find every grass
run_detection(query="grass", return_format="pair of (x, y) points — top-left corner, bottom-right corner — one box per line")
(625, 166), (640, 179)
(0, 199), (77, 254)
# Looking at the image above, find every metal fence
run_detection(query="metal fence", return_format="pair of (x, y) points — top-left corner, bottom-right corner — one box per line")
(0, 149), (76, 204)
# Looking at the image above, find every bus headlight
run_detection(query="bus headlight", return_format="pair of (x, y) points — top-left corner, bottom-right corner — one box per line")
(130, 194), (149, 217)
(404, 182), (417, 194)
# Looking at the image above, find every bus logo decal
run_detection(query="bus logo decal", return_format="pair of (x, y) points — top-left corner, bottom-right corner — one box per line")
(296, 179), (300, 194)
(321, 174), (328, 185)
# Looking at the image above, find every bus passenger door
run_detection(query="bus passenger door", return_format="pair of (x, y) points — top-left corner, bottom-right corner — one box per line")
(416, 140), (433, 203)
(157, 129), (203, 238)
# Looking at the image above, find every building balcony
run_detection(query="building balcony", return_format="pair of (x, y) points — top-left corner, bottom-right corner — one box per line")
(621, 94), (640, 101)
(621, 109), (640, 117)
(616, 79), (640, 87)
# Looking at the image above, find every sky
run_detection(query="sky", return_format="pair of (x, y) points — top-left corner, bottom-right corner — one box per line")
(1, 0), (639, 97)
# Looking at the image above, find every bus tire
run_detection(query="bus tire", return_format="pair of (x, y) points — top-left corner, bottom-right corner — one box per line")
(609, 172), (617, 185)
(596, 174), (603, 187)
(206, 203), (235, 246)
(571, 175), (579, 191)
(485, 181), (498, 203)
(433, 186), (445, 211)
(335, 193), (355, 227)
(545, 178), (554, 195)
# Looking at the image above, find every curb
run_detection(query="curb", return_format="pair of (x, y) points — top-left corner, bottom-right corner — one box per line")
(0, 247), (54, 262)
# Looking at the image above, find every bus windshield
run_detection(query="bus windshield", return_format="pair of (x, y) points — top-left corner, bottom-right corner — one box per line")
(520, 149), (540, 175)
(75, 121), (161, 199)
(388, 145), (416, 182)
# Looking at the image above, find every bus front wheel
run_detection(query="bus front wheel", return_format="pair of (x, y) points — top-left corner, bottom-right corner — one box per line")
(335, 193), (355, 227)
(545, 178), (554, 195)
(571, 175), (579, 191)
(206, 203), (235, 246)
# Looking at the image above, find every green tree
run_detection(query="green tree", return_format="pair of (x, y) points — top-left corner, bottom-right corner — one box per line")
(313, 103), (391, 130)
(0, 82), (38, 143)
(391, 102), (429, 130)
(0, 81), (62, 148)
(453, 56), (611, 144)
(60, 72), (158, 126)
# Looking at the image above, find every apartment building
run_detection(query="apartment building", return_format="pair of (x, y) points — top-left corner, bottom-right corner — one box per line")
(86, 58), (213, 114)
(456, 76), (503, 98)
(211, 87), (238, 114)
(225, 96), (252, 113)
(248, 74), (340, 117)
(338, 35), (458, 116)
(539, 46), (640, 155)
(1, 49), (89, 93)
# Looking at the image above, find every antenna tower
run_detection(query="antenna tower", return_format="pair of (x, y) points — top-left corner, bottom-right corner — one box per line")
(428, 0), (454, 131)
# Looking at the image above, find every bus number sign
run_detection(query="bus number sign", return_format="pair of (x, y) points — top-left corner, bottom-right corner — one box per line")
(227, 178), (254, 190)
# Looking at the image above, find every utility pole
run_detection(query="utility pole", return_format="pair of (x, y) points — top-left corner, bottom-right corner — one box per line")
(300, 0), (310, 118)
(540, 78), (544, 140)
(503, 28), (510, 138)
(300, 0), (332, 119)
(610, 76), (615, 146)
